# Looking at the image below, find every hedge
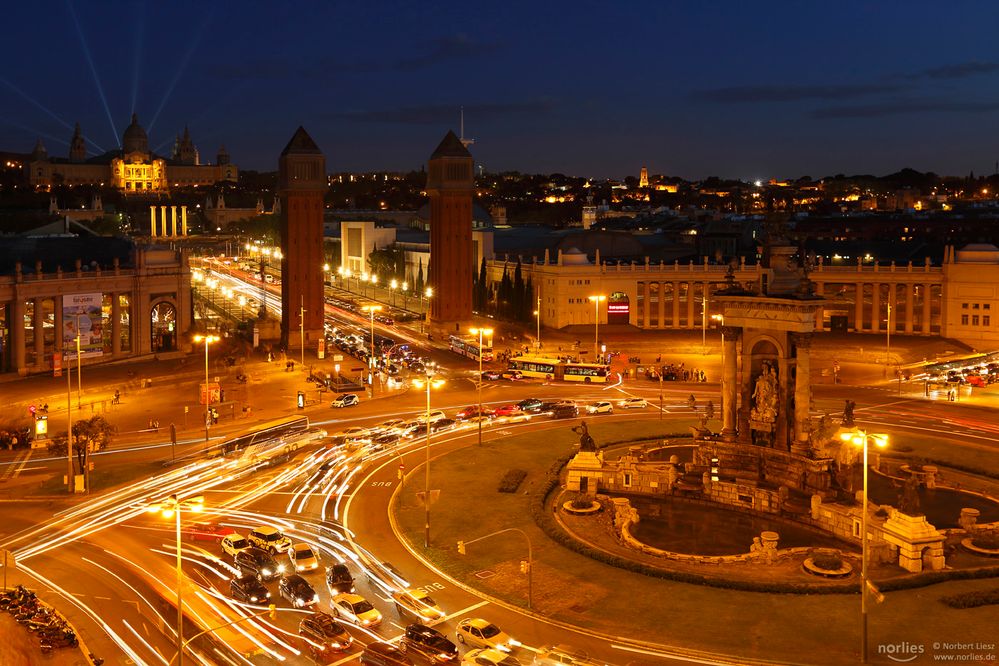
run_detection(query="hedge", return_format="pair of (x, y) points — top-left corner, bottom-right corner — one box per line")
(498, 469), (527, 493)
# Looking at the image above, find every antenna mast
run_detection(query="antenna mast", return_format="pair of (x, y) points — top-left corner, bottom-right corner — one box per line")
(459, 106), (475, 148)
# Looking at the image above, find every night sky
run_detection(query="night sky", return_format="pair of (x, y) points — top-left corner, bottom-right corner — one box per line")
(4, 1), (999, 180)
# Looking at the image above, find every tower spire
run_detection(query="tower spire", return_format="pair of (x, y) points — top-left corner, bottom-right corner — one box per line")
(459, 106), (475, 148)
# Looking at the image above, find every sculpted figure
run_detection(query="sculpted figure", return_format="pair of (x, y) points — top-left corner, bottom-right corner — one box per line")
(572, 420), (596, 452)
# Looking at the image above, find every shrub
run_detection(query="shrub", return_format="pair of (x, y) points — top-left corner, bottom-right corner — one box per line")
(940, 588), (999, 609)
(570, 494), (593, 510)
(812, 553), (844, 571)
(498, 469), (527, 493)
(971, 533), (999, 550)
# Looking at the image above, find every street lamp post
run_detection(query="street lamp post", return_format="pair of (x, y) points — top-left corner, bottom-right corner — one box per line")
(469, 327), (493, 447)
(840, 429), (888, 664)
(702, 291), (709, 350)
(149, 494), (205, 666)
(457, 527), (533, 609)
(588, 295), (606, 360)
(390, 279), (398, 307)
(422, 287), (433, 333)
(885, 303), (892, 370)
(362, 305), (382, 389)
(533, 295), (542, 349)
(413, 364), (444, 549)
(299, 296), (306, 369)
(402, 282), (409, 310)
(193, 334), (219, 443)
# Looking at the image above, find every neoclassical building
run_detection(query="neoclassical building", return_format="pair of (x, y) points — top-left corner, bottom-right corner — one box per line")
(27, 115), (237, 192)
(485, 243), (999, 346)
(0, 238), (192, 376)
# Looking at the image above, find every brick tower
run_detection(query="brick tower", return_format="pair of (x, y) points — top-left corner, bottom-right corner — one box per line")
(278, 126), (327, 350)
(427, 130), (474, 323)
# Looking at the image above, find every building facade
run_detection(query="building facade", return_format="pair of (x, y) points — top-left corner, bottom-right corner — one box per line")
(27, 115), (237, 192)
(484, 243), (999, 346)
(0, 247), (192, 376)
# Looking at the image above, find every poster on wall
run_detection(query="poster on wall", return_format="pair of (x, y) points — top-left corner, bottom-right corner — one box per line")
(63, 293), (104, 359)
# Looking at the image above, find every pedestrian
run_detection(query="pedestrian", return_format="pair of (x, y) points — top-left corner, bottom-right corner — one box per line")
(687, 394), (697, 410)
(113, 389), (120, 405)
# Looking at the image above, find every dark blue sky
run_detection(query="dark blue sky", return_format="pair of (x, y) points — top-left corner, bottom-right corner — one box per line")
(4, 1), (999, 180)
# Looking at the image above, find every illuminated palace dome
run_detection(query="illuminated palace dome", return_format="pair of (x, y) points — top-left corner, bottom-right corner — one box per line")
(122, 113), (149, 155)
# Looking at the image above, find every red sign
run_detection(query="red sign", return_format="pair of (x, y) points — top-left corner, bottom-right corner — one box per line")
(607, 303), (630, 313)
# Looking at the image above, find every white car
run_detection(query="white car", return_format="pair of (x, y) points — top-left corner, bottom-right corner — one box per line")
(391, 588), (445, 623)
(532, 645), (596, 666)
(417, 410), (448, 424)
(464, 648), (523, 666)
(373, 419), (405, 435)
(339, 426), (371, 442)
(221, 533), (251, 558)
(587, 401), (613, 414)
(617, 397), (647, 409)
(288, 543), (320, 572)
(455, 618), (519, 652)
(331, 592), (382, 627)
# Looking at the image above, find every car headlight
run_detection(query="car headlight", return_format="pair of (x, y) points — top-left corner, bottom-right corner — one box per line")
(362, 619), (370, 625)
(266, 592), (271, 598)
(262, 569), (272, 576)
(297, 565), (304, 571)
(277, 564), (286, 572)
(313, 594), (319, 602)
(250, 596), (258, 602)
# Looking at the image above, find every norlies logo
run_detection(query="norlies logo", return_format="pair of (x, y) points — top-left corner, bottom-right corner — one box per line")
(878, 642), (925, 662)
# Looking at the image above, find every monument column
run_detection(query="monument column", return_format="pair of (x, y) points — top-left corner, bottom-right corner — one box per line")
(160, 205), (167, 238)
(854, 283), (864, 331)
(921, 284), (932, 334)
(721, 326), (741, 439)
(871, 283), (881, 333)
(33, 298), (45, 367)
(170, 206), (178, 237)
(12, 297), (25, 373)
(149, 206), (157, 237)
(792, 333), (812, 456)
(888, 283), (897, 336)
(671, 282), (680, 329)
(181, 206), (188, 236)
(813, 283), (824, 329)
(904, 283), (914, 333)
(111, 293), (122, 356)
(686, 282), (695, 329)
(53, 300), (63, 361)
(658, 282), (666, 329)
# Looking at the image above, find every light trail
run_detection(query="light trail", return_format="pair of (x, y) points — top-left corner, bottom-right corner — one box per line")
(65, 0), (118, 146)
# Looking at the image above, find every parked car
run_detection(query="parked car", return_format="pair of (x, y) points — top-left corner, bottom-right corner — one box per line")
(221, 533), (252, 558)
(247, 526), (293, 554)
(587, 401), (613, 414)
(361, 642), (414, 666)
(391, 589), (445, 623)
(288, 543), (320, 572)
(229, 574), (271, 604)
(235, 547), (284, 581)
(617, 397), (648, 409)
(462, 648), (522, 666)
(400, 623), (458, 663)
(299, 611), (353, 657)
(279, 574), (319, 608)
(326, 563), (355, 595)
(331, 592), (383, 627)
(332, 394), (360, 408)
(186, 521), (236, 542)
(455, 618), (518, 652)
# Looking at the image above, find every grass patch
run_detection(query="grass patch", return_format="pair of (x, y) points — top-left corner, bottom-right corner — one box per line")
(940, 588), (999, 609)
(498, 469), (527, 493)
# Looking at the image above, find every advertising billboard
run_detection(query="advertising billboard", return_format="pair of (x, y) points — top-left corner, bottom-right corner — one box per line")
(63, 293), (104, 359)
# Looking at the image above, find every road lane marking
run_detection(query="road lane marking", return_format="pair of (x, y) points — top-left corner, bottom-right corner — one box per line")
(444, 599), (488, 619)
(611, 643), (732, 665)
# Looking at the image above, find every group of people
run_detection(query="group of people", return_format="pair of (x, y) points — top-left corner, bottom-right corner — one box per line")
(646, 361), (707, 383)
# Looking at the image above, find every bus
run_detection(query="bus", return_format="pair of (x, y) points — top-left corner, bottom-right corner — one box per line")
(218, 416), (311, 456)
(507, 355), (611, 383)
(448, 335), (494, 362)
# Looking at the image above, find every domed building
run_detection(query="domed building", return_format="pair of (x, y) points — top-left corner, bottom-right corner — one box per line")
(27, 115), (237, 193)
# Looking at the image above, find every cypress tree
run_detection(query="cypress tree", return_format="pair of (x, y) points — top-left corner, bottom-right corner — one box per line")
(513, 259), (525, 321)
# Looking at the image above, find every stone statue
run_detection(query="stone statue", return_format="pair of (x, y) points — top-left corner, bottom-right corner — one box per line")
(898, 474), (923, 516)
(842, 399), (856, 426)
(750, 363), (779, 423)
(750, 536), (763, 554)
(572, 421), (596, 452)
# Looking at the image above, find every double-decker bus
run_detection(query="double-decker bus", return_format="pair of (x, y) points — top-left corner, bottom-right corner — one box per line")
(507, 355), (611, 383)
(448, 335), (494, 362)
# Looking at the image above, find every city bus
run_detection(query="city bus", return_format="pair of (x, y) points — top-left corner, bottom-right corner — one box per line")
(218, 416), (311, 456)
(507, 355), (611, 383)
(448, 335), (494, 362)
